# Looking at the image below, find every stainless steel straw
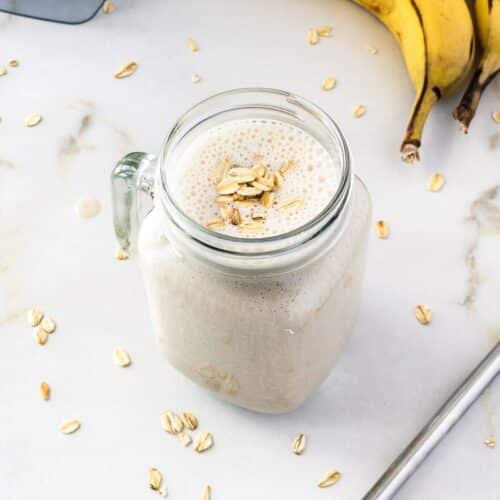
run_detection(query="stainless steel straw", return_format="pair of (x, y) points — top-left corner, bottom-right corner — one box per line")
(363, 341), (500, 500)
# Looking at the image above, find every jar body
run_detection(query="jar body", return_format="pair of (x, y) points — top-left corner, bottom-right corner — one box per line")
(138, 176), (371, 413)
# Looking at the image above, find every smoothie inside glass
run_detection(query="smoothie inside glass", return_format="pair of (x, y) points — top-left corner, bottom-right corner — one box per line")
(111, 88), (371, 413)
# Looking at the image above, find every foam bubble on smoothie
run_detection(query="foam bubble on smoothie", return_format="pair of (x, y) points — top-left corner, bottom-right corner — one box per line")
(172, 118), (342, 237)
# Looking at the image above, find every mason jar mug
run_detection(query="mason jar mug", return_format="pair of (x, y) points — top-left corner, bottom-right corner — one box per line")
(111, 88), (372, 413)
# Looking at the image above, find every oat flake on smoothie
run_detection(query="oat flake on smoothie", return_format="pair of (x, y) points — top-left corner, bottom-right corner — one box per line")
(174, 118), (341, 238)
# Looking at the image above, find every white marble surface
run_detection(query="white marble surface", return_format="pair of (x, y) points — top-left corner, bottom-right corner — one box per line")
(0, 1), (499, 499)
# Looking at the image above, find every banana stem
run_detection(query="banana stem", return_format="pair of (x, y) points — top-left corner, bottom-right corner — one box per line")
(453, 55), (500, 133)
(401, 86), (439, 163)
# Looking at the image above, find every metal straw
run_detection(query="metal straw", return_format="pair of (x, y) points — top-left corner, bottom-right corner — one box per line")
(363, 341), (500, 500)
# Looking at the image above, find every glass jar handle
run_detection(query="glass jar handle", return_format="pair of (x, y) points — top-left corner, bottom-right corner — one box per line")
(111, 152), (157, 252)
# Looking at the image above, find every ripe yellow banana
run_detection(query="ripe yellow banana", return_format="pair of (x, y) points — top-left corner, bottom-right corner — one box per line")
(454, 0), (500, 131)
(353, 0), (475, 161)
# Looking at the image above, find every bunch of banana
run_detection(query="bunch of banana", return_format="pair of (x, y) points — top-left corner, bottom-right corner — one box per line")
(353, 0), (475, 162)
(454, 0), (500, 132)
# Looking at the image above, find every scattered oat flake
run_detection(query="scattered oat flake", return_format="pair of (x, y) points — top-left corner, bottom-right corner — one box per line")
(229, 167), (253, 177)
(279, 159), (295, 176)
(187, 37), (199, 52)
(236, 174), (259, 184)
(25, 114), (42, 127)
(33, 327), (48, 346)
(292, 433), (307, 455)
(257, 174), (274, 187)
(415, 305), (432, 325)
(307, 28), (319, 45)
(273, 171), (284, 188)
(202, 485), (211, 500)
(180, 412), (198, 431)
(492, 111), (500, 123)
(353, 104), (366, 118)
(278, 196), (303, 212)
(223, 374), (238, 394)
(261, 191), (275, 209)
(75, 197), (101, 218)
(219, 205), (233, 221)
(368, 45), (378, 54)
(41, 316), (56, 334)
(251, 181), (272, 192)
(427, 173), (445, 192)
(484, 437), (496, 448)
(318, 470), (341, 488)
(321, 77), (336, 91)
(113, 347), (131, 367)
(148, 467), (163, 492)
(375, 220), (389, 239)
(102, 1), (115, 14)
(197, 363), (217, 379)
(231, 208), (242, 225)
(60, 419), (80, 434)
(206, 218), (225, 230)
(178, 431), (192, 447)
(0, 67), (6, 76)
(8, 59), (18, 67)
(252, 164), (266, 177)
(318, 25), (332, 37)
(238, 220), (265, 233)
(216, 180), (239, 195)
(161, 411), (184, 434)
(192, 73), (201, 83)
(40, 382), (50, 401)
(27, 307), (44, 327)
(193, 431), (214, 453)
(211, 157), (232, 183)
(114, 61), (137, 79)
(115, 247), (129, 260)
(238, 186), (262, 197)
(215, 195), (233, 204)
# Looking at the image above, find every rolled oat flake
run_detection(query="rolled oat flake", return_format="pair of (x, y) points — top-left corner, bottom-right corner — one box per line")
(75, 197), (101, 218)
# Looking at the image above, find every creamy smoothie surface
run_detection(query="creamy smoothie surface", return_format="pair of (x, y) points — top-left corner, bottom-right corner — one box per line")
(171, 118), (342, 237)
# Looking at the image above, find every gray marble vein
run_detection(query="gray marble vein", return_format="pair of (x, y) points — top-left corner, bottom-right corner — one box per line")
(57, 109), (95, 173)
(58, 101), (132, 174)
(463, 185), (500, 308)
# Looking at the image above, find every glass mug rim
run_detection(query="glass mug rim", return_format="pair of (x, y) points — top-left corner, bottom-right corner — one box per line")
(156, 87), (353, 258)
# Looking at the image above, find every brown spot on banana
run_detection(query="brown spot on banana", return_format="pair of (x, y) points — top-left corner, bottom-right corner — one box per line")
(431, 86), (442, 99)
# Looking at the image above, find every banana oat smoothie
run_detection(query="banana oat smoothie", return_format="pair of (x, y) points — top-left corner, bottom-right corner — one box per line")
(172, 118), (342, 237)
(127, 90), (371, 413)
